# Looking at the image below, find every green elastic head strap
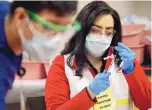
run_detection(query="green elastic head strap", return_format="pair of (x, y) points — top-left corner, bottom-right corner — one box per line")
(27, 10), (82, 31)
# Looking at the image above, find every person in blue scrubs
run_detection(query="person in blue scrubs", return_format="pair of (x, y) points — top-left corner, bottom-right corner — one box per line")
(0, 1), (10, 16)
(0, 1), (78, 109)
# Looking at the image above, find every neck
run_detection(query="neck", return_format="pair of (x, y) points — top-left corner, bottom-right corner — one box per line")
(5, 17), (22, 55)
(86, 53), (102, 73)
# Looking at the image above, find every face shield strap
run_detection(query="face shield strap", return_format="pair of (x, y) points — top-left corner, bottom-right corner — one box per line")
(26, 10), (82, 31)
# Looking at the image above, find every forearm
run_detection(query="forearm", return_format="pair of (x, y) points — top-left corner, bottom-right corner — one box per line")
(123, 60), (151, 110)
(54, 88), (96, 110)
(46, 87), (96, 110)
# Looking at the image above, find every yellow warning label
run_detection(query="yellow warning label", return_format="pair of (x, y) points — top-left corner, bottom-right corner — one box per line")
(93, 87), (116, 110)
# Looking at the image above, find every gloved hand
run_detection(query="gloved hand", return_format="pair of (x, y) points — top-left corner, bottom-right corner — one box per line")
(88, 70), (110, 95)
(115, 42), (135, 74)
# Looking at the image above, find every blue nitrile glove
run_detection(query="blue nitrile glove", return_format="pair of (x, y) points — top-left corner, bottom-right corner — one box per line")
(115, 42), (135, 74)
(88, 70), (110, 95)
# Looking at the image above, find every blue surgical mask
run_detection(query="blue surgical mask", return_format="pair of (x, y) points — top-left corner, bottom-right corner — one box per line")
(85, 34), (112, 57)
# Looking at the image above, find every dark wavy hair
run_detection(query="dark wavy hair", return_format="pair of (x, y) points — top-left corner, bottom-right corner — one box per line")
(61, 1), (122, 77)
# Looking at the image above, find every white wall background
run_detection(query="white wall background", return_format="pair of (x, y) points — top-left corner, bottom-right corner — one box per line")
(77, 1), (151, 19)
(7, 0), (152, 19)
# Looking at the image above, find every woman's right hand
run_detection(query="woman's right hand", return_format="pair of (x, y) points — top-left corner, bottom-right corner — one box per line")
(87, 70), (110, 99)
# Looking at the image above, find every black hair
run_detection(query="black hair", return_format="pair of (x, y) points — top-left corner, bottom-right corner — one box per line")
(61, 1), (122, 77)
(9, 1), (77, 17)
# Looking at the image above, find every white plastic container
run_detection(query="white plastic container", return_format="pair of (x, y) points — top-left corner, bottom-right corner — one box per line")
(122, 24), (145, 46)
(15, 62), (46, 80)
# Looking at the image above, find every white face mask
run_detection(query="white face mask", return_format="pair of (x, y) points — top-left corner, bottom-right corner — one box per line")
(18, 23), (75, 62)
(85, 34), (112, 57)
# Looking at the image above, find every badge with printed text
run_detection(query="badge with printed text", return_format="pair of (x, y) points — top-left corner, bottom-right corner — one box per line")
(93, 87), (116, 110)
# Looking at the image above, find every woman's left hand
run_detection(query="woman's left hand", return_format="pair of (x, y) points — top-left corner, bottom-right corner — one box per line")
(115, 42), (135, 74)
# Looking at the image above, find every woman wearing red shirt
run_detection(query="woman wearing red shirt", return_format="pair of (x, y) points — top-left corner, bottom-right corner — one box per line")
(45, 1), (151, 110)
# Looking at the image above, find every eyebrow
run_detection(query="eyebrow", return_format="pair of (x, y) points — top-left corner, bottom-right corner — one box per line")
(93, 24), (114, 30)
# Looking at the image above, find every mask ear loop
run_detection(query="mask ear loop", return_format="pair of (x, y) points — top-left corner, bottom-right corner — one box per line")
(18, 27), (32, 61)
(25, 16), (37, 34)
(18, 28), (26, 42)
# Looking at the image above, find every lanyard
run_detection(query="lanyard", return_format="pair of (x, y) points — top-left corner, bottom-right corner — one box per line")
(17, 67), (26, 110)
(94, 54), (128, 110)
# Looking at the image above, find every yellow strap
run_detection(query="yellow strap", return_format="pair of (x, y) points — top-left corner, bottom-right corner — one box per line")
(116, 99), (130, 105)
